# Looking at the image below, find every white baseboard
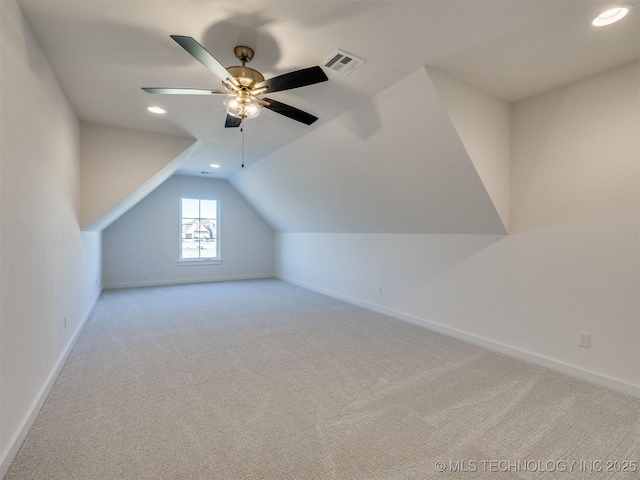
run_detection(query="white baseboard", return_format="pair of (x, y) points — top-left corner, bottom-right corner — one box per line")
(0, 289), (103, 479)
(276, 274), (640, 398)
(103, 274), (274, 290)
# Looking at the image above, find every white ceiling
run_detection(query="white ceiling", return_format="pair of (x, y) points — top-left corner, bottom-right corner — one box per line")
(18, 0), (640, 178)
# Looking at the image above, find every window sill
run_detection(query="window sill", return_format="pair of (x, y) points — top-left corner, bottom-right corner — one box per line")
(178, 259), (222, 266)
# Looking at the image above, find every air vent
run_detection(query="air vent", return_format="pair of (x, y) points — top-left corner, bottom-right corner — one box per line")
(201, 171), (215, 175)
(322, 49), (365, 76)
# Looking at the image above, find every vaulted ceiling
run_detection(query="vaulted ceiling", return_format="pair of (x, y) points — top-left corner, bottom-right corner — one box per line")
(19, 1), (639, 174)
(17, 0), (640, 234)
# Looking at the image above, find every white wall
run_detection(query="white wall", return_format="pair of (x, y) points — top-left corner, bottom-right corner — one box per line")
(427, 67), (511, 230)
(231, 67), (507, 235)
(103, 175), (273, 288)
(0, 2), (103, 475)
(81, 122), (195, 230)
(275, 62), (640, 395)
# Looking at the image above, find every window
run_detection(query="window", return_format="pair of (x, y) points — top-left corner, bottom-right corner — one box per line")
(180, 197), (220, 263)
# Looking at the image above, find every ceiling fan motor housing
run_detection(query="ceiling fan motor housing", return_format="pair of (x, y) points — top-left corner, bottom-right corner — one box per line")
(226, 66), (265, 89)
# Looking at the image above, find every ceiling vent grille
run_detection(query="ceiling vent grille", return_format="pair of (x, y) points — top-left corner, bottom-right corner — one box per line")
(201, 171), (215, 175)
(322, 49), (365, 76)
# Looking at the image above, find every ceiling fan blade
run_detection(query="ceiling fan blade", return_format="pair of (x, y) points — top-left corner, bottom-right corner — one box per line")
(263, 98), (318, 125)
(142, 88), (230, 95)
(170, 35), (239, 87)
(257, 66), (328, 94)
(225, 115), (242, 128)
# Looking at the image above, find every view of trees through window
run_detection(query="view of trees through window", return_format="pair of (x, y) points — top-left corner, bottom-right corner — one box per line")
(181, 198), (217, 259)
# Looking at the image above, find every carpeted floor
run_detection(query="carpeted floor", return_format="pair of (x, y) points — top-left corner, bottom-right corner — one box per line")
(5, 279), (639, 479)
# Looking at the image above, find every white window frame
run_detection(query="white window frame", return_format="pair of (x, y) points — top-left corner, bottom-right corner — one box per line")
(178, 196), (221, 266)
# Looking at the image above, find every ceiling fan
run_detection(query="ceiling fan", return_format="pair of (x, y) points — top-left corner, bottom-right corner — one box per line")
(143, 35), (328, 128)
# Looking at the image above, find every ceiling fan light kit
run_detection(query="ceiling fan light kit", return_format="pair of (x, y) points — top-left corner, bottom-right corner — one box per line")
(142, 35), (328, 128)
(224, 95), (262, 120)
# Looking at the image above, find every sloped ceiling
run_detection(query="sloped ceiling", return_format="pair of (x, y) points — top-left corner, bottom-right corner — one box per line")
(17, 1), (640, 178)
(81, 123), (198, 230)
(230, 67), (507, 234)
(15, 0), (640, 235)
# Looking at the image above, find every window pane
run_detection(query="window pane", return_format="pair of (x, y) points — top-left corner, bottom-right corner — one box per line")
(182, 198), (200, 218)
(180, 198), (218, 260)
(200, 199), (217, 219)
(181, 238), (200, 258)
(198, 220), (216, 240)
(181, 216), (198, 258)
(181, 218), (197, 237)
(200, 240), (217, 258)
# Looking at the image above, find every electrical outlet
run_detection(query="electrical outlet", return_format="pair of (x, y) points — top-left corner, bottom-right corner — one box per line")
(577, 331), (590, 348)
(64, 315), (67, 330)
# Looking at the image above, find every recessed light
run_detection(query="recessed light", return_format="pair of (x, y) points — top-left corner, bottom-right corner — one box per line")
(210, 164), (220, 168)
(147, 106), (167, 114)
(592, 5), (631, 26)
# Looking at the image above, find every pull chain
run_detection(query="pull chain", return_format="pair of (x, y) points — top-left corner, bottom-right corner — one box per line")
(241, 122), (244, 168)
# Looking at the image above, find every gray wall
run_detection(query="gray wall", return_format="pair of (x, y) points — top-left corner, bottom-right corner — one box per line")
(103, 175), (273, 287)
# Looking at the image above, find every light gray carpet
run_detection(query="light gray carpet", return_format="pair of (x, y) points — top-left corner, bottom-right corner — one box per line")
(5, 279), (639, 479)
